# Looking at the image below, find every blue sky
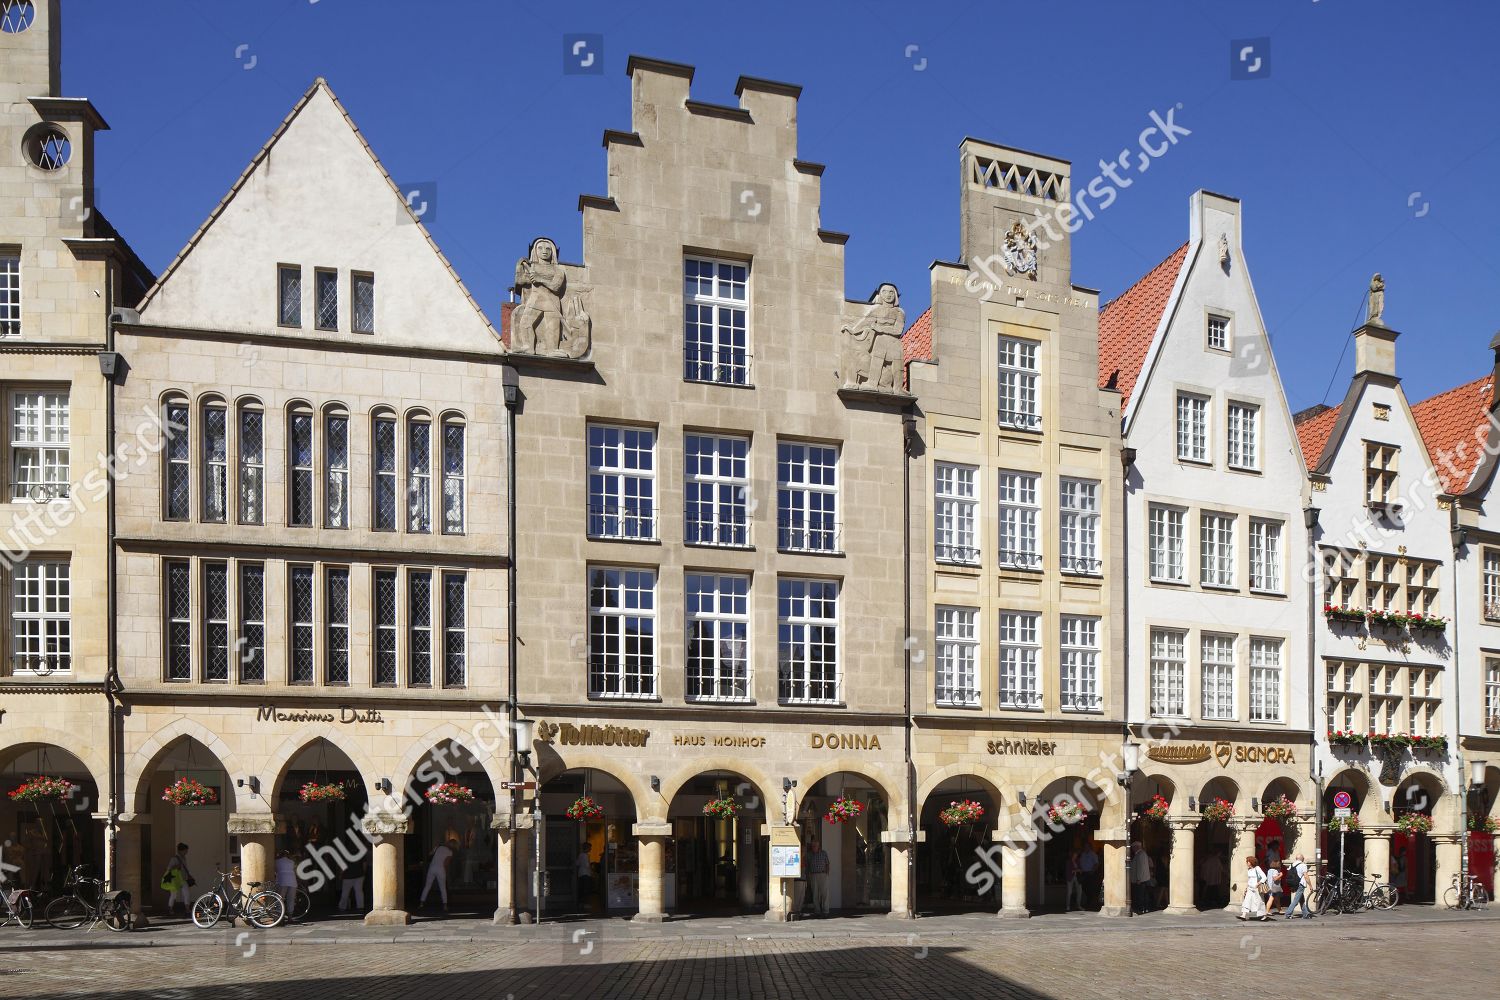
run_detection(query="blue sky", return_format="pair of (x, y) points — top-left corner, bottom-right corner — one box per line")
(64, 0), (1500, 412)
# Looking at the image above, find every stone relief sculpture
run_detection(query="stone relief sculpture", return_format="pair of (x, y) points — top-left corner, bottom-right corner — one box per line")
(840, 283), (906, 392)
(1368, 272), (1385, 327)
(511, 237), (591, 358)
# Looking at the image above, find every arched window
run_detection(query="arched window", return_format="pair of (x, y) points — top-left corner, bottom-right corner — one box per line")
(287, 403), (315, 527)
(372, 408), (397, 531)
(440, 412), (466, 535)
(406, 412), (432, 533)
(237, 399), (264, 524)
(324, 404), (349, 529)
(201, 397), (228, 523)
(162, 394), (191, 521)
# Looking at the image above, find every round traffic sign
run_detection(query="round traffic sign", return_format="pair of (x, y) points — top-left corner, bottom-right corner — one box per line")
(1333, 790), (1352, 810)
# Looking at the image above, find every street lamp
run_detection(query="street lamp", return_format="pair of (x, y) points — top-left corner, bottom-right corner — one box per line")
(511, 719), (538, 922)
(1119, 740), (1141, 917)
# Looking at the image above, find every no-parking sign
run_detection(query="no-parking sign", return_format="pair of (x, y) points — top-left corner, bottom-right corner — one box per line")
(1333, 790), (1352, 810)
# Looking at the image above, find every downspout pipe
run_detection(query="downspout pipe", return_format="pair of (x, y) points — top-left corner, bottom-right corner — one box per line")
(1305, 505), (1323, 860)
(902, 408), (917, 920)
(1451, 522), (1467, 881)
(502, 365), (521, 922)
(102, 298), (122, 885)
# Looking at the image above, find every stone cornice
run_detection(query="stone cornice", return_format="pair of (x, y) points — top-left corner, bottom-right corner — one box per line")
(120, 687), (510, 710)
(112, 535), (508, 567)
(0, 342), (105, 355)
(522, 701), (906, 728)
(0, 680), (108, 694)
(114, 322), (506, 366)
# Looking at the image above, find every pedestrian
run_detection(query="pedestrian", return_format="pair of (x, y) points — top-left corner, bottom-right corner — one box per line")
(275, 849), (298, 913)
(1390, 852), (1408, 902)
(1238, 855), (1269, 921)
(1264, 863), (1283, 915)
(420, 838), (456, 912)
(1265, 838), (1283, 872)
(575, 847), (595, 910)
(1129, 840), (1154, 914)
(1065, 846), (1084, 911)
(1285, 853), (1312, 918)
(1077, 843), (1101, 908)
(806, 838), (831, 917)
(159, 842), (195, 917)
(338, 852), (367, 913)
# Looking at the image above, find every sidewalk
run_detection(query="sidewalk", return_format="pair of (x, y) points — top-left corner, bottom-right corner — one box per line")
(3, 903), (1493, 950)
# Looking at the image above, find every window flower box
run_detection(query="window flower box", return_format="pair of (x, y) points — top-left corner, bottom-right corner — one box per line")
(1327, 730), (1368, 749)
(1411, 735), (1448, 754)
(1395, 812), (1433, 835)
(1369, 733), (1415, 750)
(1140, 794), (1170, 823)
(162, 777), (218, 807)
(939, 799), (985, 827)
(826, 796), (864, 825)
(702, 797), (740, 820)
(7, 776), (74, 803)
(565, 796), (604, 821)
(1366, 609), (1408, 630)
(424, 783), (475, 805)
(1262, 794), (1298, 821)
(1201, 797), (1236, 823)
(1323, 605), (1367, 626)
(1405, 612), (1448, 633)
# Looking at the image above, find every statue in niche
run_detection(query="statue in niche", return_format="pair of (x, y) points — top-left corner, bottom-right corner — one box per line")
(841, 283), (906, 392)
(1367, 273), (1386, 327)
(511, 237), (591, 358)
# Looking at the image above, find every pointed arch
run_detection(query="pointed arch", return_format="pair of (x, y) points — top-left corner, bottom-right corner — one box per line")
(125, 718), (248, 815)
(262, 727), (378, 802)
(659, 758), (778, 818)
(392, 722), (507, 800)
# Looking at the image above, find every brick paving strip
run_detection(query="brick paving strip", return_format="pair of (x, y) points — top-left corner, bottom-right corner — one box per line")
(0, 910), (1495, 1000)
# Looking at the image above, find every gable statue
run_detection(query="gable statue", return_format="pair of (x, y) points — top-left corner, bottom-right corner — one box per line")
(841, 283), (906, 392)
(511, 237), (591, 359)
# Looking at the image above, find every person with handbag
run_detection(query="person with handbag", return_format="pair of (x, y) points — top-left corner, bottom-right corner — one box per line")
(160, 842), (196, 917)
(1237, 855), (1269, 921)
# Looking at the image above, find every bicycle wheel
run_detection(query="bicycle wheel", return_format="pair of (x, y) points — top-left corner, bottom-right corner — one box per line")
(1443, 885), (1461, 909)
(1313, 887), (1334, 915)
(289, 888), (311, 923)
(191, 892), (225, 929)
(1373, 885), (1399, 910)
(1475, 885), (1489, 909)
(44, 896), (88, 930)
(13, 897), (34, 929)
(244, 889), (285, 929)
(104, 899), (133, 932)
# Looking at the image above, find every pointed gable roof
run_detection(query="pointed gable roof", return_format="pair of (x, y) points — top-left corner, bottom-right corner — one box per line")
(1412, 373), (1493, 494)
(136, 78), (496, 345)
(1097, 242), (1189, 409)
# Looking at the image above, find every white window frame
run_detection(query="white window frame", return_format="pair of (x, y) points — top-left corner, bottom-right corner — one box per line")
(1485, 657), (1500, 733)
(1485, 550), (1500, 621)
(1201, 633), (1236, 720)
(1207, 312), (1229, 352)
(1148, 504), (1185, 583)
(1227, 401), (1259, 471)
(997, 335), (1040, 430)
(1150, 628), (1186, 718)
(685, 572), (751, 702)
(1176, 392), (1208, 463)
(997, 470), (1040, 569)
(587, 423), (657, 541)
(588, 566), (657, 699)
(1249, 637), (1282, 723)
(0, 251), (19, 338)
(1059, 478), (1100, 575)
(683, 256), (750, 386)
(9, 389), (69, 503)
(1200, 511), (1236, 588)
(10, 559), (71, 674)
(998, 611), (1041, 709)
(777, 441), (839, 553)
(934, 463), (979, 565)
(934, 605), (979, 707)
(1059, 615), (1101, 712)
(1249, 518), (1283, 594)
(777, 577), (839, 705)
(685, 433), (750, 548)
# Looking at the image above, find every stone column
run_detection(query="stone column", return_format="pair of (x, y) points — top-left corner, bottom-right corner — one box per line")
(361, 812), (411, 926)
(737, 818), (758, 908)
(1221, 820), (1259, 912)
(1165, 820), (1197, 914)
(633, 823), (672, 922)
(113, 814), (150, 926)
(1434, 833), (1464, 901)
(998, 826), (1035, 918)
(492, 813), (519, 925)
(227, 813), (277, 895)
(881, 826), (919, 919)
(1094, 819), (1130, 917)
(1363, 828), (1393, 888)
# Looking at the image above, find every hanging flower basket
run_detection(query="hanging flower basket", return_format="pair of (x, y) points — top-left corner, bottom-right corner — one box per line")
(825, 796), (864, 825)
(1323, 605), (1367, 625)
(424, 783), (475, 806)
(565, 796), (604, 821)
(1468, 815), (1498, 834)
(1411, 735), (1449, 754)
(1140, 794), (1170, 823)
(1327, 815), (1361, 832)
(1046, 802), (1090, 826)
(7, 775), (73, 803)
(1395, 812), (1433, 835)
(299, 781), (347, 803)
(703, 797), (741, 819)
(939, 799), (985, 827)
(161, 777), (218, 807)
(1328, 730), (1368, 748)
(1261, 795), (1298, 821)
(1200, 797), (1236, 823)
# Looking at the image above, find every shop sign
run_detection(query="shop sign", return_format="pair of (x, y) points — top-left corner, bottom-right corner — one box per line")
(809, 731), (882, 751)
(985, 738), (1057, 756)
(1146, 740), (1296, 767)
(538, 721), (650, 748)
(672, 734), (767, 748)
(256, 705), (384, 725)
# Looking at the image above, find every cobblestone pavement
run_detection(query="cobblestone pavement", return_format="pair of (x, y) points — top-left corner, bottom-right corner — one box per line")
(0, 909), (1494, 999)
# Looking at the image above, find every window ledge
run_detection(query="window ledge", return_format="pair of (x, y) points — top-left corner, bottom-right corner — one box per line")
(779, 700), (845, 709)
(685, 698), (755, 706)
(587, 694), (663, 703)
(1228, 465), (1262, 475)
(778, 548), (845, 558)
(685, 541), (754, 552)
(998, 703), (1045, 713)
(1200, 582), (1239, 593)
(1176, 456), (1212, 468)
(587, 535), (663, 546)
(684, 377), (755, 390)
(1149, 576), (1189, 587)
(1061, 707), (1105, 715)
(1249, 588), (1286, 598)
(935, 701), (983, 710)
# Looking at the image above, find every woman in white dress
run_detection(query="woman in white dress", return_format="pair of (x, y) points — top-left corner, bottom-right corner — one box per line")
(1239, 855), (1269, 921)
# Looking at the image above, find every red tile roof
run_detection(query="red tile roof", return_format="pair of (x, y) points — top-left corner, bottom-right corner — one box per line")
(903, 307), (933, 364)
(1098, 242), (1190, 409)
(1294, 405), (1341, 472)
(1412, 373), (1493, 494)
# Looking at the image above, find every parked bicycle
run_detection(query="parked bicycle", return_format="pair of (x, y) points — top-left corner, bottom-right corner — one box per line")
(0, 876), (36, 929)
(284, 886), (313, 924)
(191, 866), (285, 929)
(43, 866), (132, 931)
(1311, 870), (1394, 914)
(1444, 873), (1490, 910)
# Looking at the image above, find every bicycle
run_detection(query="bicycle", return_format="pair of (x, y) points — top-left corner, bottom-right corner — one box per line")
(0, 877), (35, 929)
(191, 866), (285, 929)
(1444, 873), (1490, 910)
(1312, 870), (1372, 914)
(285, 886), (313, 924)
(43, 866), (132, 931)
